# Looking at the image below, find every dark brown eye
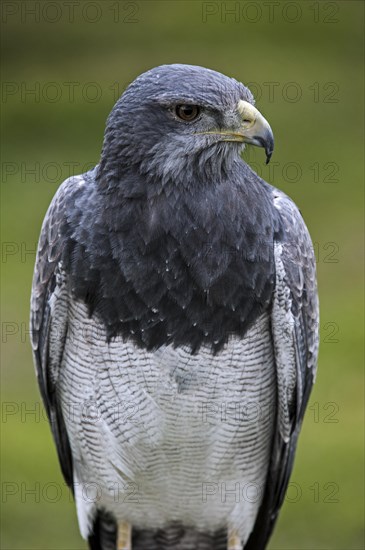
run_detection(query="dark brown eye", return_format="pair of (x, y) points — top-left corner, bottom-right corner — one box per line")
(175, 104), (200, 121)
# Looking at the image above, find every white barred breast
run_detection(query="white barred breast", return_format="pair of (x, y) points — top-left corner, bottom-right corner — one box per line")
(54, 287), (276, 545)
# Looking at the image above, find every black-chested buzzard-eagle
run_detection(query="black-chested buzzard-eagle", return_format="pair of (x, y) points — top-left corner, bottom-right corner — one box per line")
(31, 64), (319, 550)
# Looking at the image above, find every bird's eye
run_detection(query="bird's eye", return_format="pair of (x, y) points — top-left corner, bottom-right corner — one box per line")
(175, 104), (200, 122)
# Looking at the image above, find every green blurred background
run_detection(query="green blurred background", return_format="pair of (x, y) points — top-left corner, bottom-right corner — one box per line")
(1, 1), (364, 548)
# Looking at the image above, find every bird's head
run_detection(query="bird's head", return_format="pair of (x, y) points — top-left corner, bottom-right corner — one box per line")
(98, 64), (274, 189)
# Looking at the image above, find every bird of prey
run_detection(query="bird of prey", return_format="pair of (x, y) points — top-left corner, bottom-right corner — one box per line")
(31, 64), (319, 550)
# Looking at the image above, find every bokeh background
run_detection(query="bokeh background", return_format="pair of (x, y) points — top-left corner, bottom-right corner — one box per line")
(1, 1), (364, 548)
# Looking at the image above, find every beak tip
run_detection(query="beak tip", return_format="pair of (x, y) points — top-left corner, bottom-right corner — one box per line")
(264, 133), (274, 164)
(251, 133), (274, 164)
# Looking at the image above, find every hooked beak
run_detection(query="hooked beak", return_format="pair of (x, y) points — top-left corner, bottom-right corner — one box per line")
(235, 100), (274, 164)
(197, 100), (274, 164)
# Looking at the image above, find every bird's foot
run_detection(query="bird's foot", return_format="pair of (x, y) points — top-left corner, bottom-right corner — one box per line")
(117, 521), (132, 550)
(228, 530), (243, 550)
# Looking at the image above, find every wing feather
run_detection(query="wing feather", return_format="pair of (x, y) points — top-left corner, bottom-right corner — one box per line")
(245, 189), (319, 549)
(30, 175), (85, 488)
